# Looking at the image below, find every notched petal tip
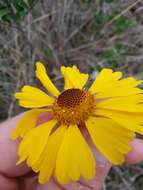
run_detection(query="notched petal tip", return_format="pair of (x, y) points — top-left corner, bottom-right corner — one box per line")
(61, 65), (78, 74)
(11, 132), (18, 140)
(139, 79), (143, 84)
(101, 68), (113, 73)
(60, 66), (66, 75)
(16, 159), (23, 166)
(35, 61), (60, 96)
(61, 65), (89, 90)
(38, 178), (45, 185)
(36, 61), (45, 70)
(14, 92), (22, 99)
(21, 85), (30, 91)
(36, 62), (46, 76)
(36, 62), (48, 77)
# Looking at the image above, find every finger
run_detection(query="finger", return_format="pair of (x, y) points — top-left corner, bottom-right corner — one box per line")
(78, 127), (112, 190)
(18, 172), (38, 190)
(80, 138), (143, 190)
(37, 180), (62, 190)
(59, 139), (111, 190)
(0, 112), (52, 178)
(125, 138), (143, 164)
(0, 174), (19, 190)
(81, 138), (143, 189)
(0, 114), (30, 177)
(79, 148), (111, 190)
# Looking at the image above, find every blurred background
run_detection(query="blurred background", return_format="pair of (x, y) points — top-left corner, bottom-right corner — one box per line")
(0, 0), (143, 189)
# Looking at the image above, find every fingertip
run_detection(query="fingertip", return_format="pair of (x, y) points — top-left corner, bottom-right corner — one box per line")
(125, 138), (143, 164)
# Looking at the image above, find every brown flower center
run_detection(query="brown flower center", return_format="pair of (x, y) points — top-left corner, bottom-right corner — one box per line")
(52, 88), (95, 125)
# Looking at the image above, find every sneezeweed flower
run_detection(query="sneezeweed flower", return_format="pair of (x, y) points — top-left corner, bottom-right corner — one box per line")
(12, 62), (143, 184)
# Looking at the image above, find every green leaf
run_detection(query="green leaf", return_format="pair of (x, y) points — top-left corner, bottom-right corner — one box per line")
(103, 48), (117, 60)
(15, 11), (26, 22)
(114, 16), (135, 34)
(27, 0), (35, 7)
(0, 0), (36, 23)
(102, 43), (126, 60)
(23, 0), (34, 7)
(81, 0), (92, 4)
(114, 43), (126, 53)
(104, 0), (116, 3)
(44, 48), (53, 59)
(12, 0), (22, 6)
(0, 8), (10, 20)
(1, 14), (12, 23)
(23, 0), (29, 6)
(80, 0), (93, 8)
(94, 11), (111, 25)
(12, 0), (26, 11)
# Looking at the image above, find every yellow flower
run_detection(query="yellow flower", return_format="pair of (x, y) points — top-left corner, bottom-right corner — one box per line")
(12, 62), (143, 184)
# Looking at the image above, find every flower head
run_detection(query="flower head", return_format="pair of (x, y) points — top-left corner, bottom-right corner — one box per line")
(12, 62), (143, 184)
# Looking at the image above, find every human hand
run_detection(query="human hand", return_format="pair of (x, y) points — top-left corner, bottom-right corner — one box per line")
(0, 113), (143, 190)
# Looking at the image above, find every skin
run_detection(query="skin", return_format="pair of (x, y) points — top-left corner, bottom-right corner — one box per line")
(0, 114), (143, 190)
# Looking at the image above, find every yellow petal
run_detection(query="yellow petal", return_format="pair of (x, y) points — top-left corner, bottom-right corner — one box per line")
(95, 109), (143, 134)
(36, 62), (60, 96)
(89, 68), (143, 98)
(61, 65), (89, 90)
(95, 82), (143, 99)
(96, 95), (143, 112)
(113, 71), (122, 80)
(17, 120), (56, 166)
(35, 125), (67, 184)
(55, 125), (95, 184)
(86, 117), (134, 164)
(89, 68), (122, 94)
(15, 85), (54, 108)
(11, 109), (46, 140)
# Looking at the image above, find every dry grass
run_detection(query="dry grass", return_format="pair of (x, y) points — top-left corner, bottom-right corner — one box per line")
(0, 0), (143, 189)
